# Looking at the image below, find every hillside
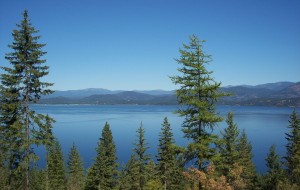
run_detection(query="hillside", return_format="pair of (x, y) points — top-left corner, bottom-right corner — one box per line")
(39, 82), (300, 107)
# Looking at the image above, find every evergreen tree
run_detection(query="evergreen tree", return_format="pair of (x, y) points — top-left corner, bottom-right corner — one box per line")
(0, 151), (8, 189)
(118, 163), (132, 190)
(133, 122), (151, 190)
(126, 154), (140, 190)
(236, 129), (256, 189)
(144, 160), (163, 190)
(2, 10), (54, 189)
(0, 64), (24, 189)
(218, 113), (240, 179)
(47, 140), (66, 190)
(170, 35), (226, 170)
(85, 122), (118, 190)
(29, 168), (47, 190)
(157, 117), (182, 190)
(67, 143), (85, 190)
(264, 145), (284, 189)
(285, 109), (300, 185)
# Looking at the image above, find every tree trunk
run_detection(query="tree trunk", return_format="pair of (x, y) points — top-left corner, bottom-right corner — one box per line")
(25, 85), (30, 190)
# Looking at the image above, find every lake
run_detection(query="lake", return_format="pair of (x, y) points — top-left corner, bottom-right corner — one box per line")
(33, 105), (298, 173)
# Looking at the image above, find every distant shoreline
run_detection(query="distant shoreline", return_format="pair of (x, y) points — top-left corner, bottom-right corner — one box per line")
(33, 103), (300, 108)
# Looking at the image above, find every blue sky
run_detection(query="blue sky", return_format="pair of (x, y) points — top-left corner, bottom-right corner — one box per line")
(1, 0), (299, 90)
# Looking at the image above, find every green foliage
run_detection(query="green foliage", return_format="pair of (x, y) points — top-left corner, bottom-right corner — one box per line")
(126, 154), (140, 190)
(47, 140), (66, 190)
(133, 123), (151, 190)
(275, 178), (299, 190)
(67, 143), (85, 190)
(217, 113), (241, 182)
(0, 155), (8, 189)
(0, 58), (24, 189)
(117, 163), (132, 190)
(29, 168), (47, 190)
(263, 145), (284, 189)
(170, 35), (227, 170)
(285, 109), (300, 185)
(85, 122), (118, 190)
(144, 179), (164, 190)
(236, 129), (257, 189)
(1, 10), (54, 189)
(157, 117), (184, 190)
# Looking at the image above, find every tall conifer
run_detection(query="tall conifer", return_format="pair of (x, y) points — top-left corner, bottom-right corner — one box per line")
(118, 163), (132, 190)
(157, 117), (182, 190)
(47, 140), (66, 190)
(67, 143), (85, 190)
(0, 61), (24, 188)
(170, 35), (226, 170)
(285, 109), (300, 185)
(85, 122), (118, 190)
(133, 123), (150, 190)
(264, 145), (284, 189)
(2, 10), (54, 189)
(126, 154), (140, 190)
(29, 169), (47, 190)
(236, 129), (256, 189)
(218, 113), (240, 178)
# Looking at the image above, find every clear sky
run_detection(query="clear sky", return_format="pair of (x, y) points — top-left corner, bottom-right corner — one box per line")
(1, 0), (299, 90)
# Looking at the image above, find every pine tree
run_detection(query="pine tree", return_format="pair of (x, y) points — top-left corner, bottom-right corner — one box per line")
(133, 122), (151, 190)
(29, 168), (47, 190)
(0, 150), (8, 189)
(118, 163), (132, 190)
(264, 145), (284, 189)
(85, 122), (118, 190)
(144, 160), (163, 190)
(236, 129), (256, 189)
(67, 143), (85, 190)
(126, 154), (140, 190)
(0, 63), (24, 189)
(157, 117), (182, 190)
(218, 113), (240, 179)
(285, 109), (300, 185)
(2, 10), (54, 189)
(47, 140), (66, 190)
(170, 35), (226, 171)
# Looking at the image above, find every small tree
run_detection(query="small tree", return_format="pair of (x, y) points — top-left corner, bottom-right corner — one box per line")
(118, 163), (132, 190)
(126, 154), (140, 190)
(29, 168), (47, 190)
(157, 117), (183, 190)
(285, 109), (300, 185)
(236, 129), (256, 189)
(183, 165), (233, 190)
(218, 113), (240, 180)
(47, 140), (66, 190)
(133, 122), (150, 190)
(67, 143), (85, 190)
(144, 160), (163, 190)
(264, 145), (284, 189)
(170, 35), (227, 171)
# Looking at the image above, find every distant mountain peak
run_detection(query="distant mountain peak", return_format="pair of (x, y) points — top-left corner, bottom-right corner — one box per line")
(40, 81), (300, 107)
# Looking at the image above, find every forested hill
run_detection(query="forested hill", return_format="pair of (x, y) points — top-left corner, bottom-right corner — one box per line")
(39, 82), (300, 107)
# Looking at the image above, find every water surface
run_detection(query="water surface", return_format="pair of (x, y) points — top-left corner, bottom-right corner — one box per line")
(33, 105), (297, 173)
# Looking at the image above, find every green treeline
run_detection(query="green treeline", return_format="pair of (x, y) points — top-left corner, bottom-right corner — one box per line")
(1, 10), (300, 190)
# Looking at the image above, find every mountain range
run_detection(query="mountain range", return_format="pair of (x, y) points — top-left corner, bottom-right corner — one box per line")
(39, 82), (300, 107)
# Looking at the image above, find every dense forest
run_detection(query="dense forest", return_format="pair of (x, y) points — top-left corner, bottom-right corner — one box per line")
(1, 11), (300, 190)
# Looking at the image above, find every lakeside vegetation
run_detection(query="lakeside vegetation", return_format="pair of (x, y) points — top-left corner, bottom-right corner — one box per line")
(1, 11), (300, 190)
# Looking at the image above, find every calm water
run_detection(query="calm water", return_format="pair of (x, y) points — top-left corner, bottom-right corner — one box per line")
(33, 105), (298, 173)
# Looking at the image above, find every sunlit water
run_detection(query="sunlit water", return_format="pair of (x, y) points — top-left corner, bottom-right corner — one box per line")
(33, 105), (298, 173)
